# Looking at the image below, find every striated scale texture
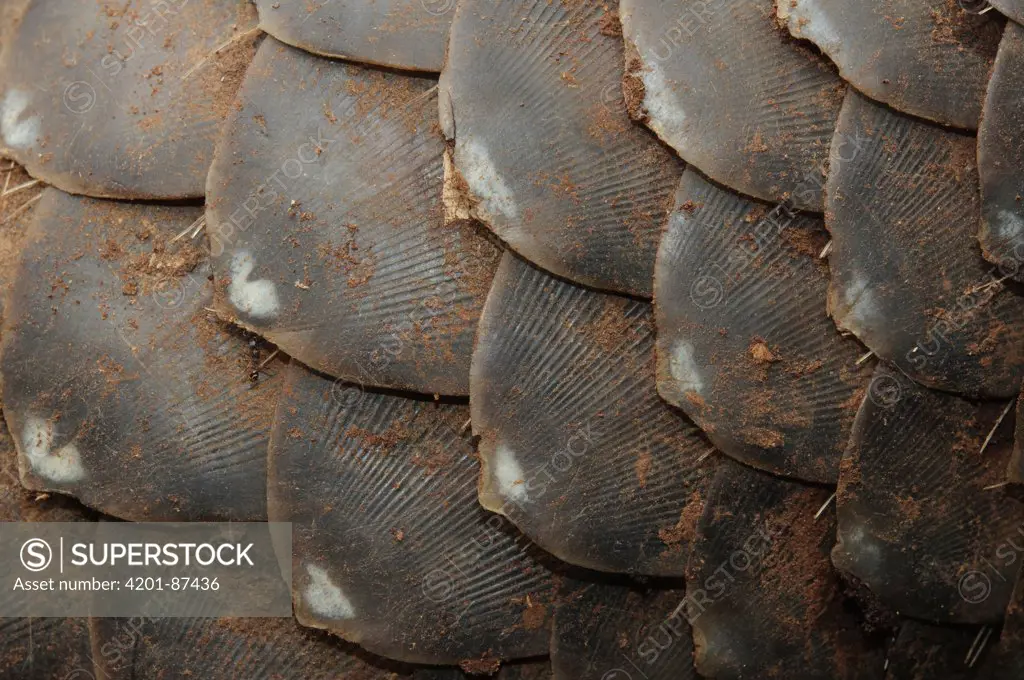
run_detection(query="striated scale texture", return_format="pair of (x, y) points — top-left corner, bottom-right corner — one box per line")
(0, 0), (259, 199)
(834, 363), (1024, 624)
(439, 0), (683, 297)
(655, 169), (870, 483)
(620, 0), (844, 211)
(552, 576), (696, 679)
(687, 461), (885, 679)
(978, 22), (1024, 281)
(207, 38), (499, 396)
(253, 0), (452, 72)
(91, 617), (415, 679)
(0, 617), (93, 680)
(884, 620), (991, 679)
(826, 90), (1024, 398)
(1, 189), (277, 521)
(472, 252), (720, 577)
(268, 362), (555, 666)
(777, 0), (1002, 130)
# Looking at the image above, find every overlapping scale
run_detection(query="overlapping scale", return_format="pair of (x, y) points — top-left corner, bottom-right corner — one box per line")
(978, 21), (1024, 280)
(884, 620), (990, 679)
(990, 0), (1024, 24)
(252, 0), (452, 72)
(825, 90), (1024, 398)
(91, 617), (414, 679)
(207, 38), (498, 396)
(0, 189), (277, 521)
(268, 362), (555, 666)
(553, 576), (696, 679)
(620, 0), (844, 211)
(655, 169), (870, 483)
(0, 410), (95, 680)
(833, 363), (1024, 624)
(0, 163), (42, 324)
(472, 252), (719, 576)
(777, 0), (1002, 130)
(687, 461), (885, 679)
(0, 0), (259, 199)
(439, 0), (683, 297)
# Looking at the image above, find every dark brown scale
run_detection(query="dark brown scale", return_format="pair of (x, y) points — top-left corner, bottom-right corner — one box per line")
(441, 0), (683, 297)
(0, 0), (260, 199)
(621, 0), (844, 210)
(91, 617), (416, 680)
(206, 38), (498, 396)
(826, 90), (1024, 398)
(268, 361), (555, 665)
(655, 169), (871, 483)
(472, 252), (720, 577)
(985, 572), (1024, 677)
(1013, 388), (1024, 483)
(253, 0), (452, 72)
(552, 575), (696, 679)
(884, 620), (992, 679)
(0, 410), (95, 680)
(990, 0), (1024, 23)
(978, 22), (1024, 281)
(687, 461), (886, 679)
(833, 363), (1024, 624)
(778, 0), (1003, 130)
(1, 189), (279, 521)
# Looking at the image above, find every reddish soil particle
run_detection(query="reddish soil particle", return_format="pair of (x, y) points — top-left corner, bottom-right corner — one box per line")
(622, 43), (648, 123)
(460, 656), (501, 675)
(598, 10), (622, 37)
(635, 450), (652, 488)
(685, 391), (706, 409)
(780, 225), (828, 259)
(748, 337), (779, 364)
(345, 423), (407, 451)
(659, 492), (703, 546)
(522, 602), (547, 630)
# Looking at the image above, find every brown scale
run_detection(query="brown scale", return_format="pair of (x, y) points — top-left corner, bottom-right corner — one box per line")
(833, 363), (1024, 624)
(777, 0), (1003, 130)
(0, 409), (96, 680)
(472, 252), (720, 577)
(440, 0), (683, 297)
(1, 188), (281, 521)
(990, 0), (1024, 24)
(206, 38), (498, 396)
(978, 22), (1024, 282)
(552, 574), (696, 679)
(825, 90), (1024, 398)
(268, 361), (556, 666)
(0, 0), (260, 199)
(883, 620), (993, 679)
(687, 461), (886, 679)
(252, 0), (452, 72)
(621, 0), (844, 211)
(91, 617), (427, 680)
(654, 168), (871, 483)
